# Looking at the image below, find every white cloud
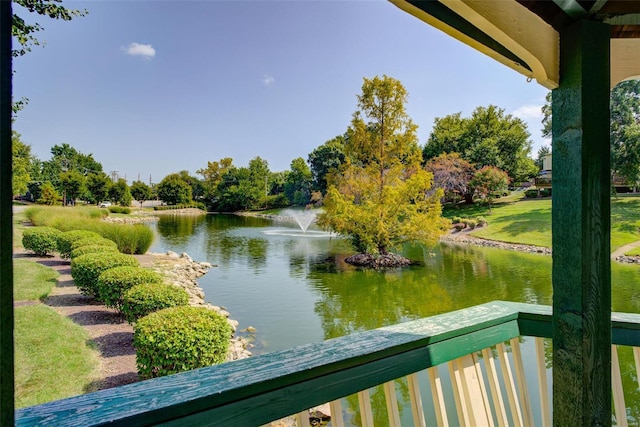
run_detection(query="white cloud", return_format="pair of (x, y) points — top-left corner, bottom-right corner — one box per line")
(123, 42), (156, 59)
(262, 75), (275, 87)
(512, 104), (543, 120)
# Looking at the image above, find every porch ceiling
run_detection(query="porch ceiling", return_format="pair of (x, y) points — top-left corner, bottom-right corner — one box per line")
(389, 0), (640, 89)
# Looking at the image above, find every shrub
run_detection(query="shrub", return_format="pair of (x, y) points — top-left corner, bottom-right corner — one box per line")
(466, 219), (477, 229)
(453, 223), (466, 231)
(540, 188), (552, 197)
(22, 227), (62, 256)
(108, 206), (131, 214)
(71, 252), (139, 297)
(524, 189), (539, 198)
(153, 202), (206, 211)
(97, 266), (164, 309)
(71, 237), (118, 251)
(122, 283), (189, 323)
(452, 216), (462, 224)
(133, 306), (232, 379)
(70, 244), (120, 259)
(476, 216), (487, 227)
(97, 223), (154, 255)
(57, 230), (102, 259)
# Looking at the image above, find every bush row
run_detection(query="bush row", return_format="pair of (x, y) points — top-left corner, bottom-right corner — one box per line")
(65, 247), (224, 379)
(153, 202), (206, 211)
(451, 216), (487, 231)
(525, 188), (552, 198)
(33, 228), (230, 381)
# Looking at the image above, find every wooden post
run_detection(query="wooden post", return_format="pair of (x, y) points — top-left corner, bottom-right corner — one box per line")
(0, 0), (14, 425)
(552, 20), (611, 426)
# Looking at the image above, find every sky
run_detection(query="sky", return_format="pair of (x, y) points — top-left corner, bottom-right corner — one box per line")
(12, 0), (550, 184)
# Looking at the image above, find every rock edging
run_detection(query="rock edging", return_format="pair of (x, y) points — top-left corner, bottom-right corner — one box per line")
(440, 232), (552, 255)
(146, 251), (252, 361)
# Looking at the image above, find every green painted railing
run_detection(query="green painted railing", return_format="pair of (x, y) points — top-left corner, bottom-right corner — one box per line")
(14, 301), (640, 426)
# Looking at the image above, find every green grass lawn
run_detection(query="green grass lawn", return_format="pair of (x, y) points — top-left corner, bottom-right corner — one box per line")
(15, 305), (100, 408)
(13, 258), (100, 408)
(443, 192), (640, 252)
(13, 259), (59, 301)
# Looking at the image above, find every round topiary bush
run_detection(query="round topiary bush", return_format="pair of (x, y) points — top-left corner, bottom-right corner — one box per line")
(133, 306), (232, 379)
(97, 266), (164, 309)
(71, 252), (139, 297)
(70, 244), (120, 260)
(57, 230), (102, 259)
(22, 227), (62, 256)
(71, 237), (118, 251)
(122, 283), (189, 324)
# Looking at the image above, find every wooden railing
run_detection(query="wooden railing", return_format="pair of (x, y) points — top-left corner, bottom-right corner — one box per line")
(14, 301), (640, 426)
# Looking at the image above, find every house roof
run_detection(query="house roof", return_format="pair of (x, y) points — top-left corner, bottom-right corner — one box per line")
(390, 0), (640, 89)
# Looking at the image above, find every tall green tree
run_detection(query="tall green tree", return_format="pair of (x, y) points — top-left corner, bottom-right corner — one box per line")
(86, 172), (111, 205)
(197, 158), (233, 204)
(423, 105), (537, 182)
(59, 170), (85, 205)
(308, 135), (346, 193)
(109, 178), (132, 206)
(37, 182), (60, 205)
(157, 174), (192, 205)
(318, 75), (449, 256)
(12, 131), (32, 197)
(130, 180), (152, 207)
(284, 157), (313, 205)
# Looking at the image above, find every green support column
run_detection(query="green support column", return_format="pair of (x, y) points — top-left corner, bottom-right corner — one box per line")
(552, 20), (611, 426)
(0, 0), (13, 425)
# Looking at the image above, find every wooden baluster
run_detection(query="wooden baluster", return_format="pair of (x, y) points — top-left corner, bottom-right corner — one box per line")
(534, 337), (551, 427)
(296, 410), (311, 427)
(448, 360), (470, 425)
(611, 345), (628, 427)
(383, 380), (401, 426)
(634, 347), (640, 391)
(426, 367), (448, 427)
(482, 347), (508, 427)
(330, 399), (345, 427)
(510, 338), (533, 426)
(358, 389), (374, 427)
(497, 342), (524, 427)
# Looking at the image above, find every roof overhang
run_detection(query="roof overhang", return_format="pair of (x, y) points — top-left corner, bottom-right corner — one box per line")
(390, 0), (640, 89)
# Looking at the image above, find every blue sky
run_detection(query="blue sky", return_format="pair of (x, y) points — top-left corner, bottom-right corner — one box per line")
(13, 0), (550, 184)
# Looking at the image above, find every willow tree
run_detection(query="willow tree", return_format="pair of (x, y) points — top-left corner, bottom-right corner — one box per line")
(317, 75), (450, 257)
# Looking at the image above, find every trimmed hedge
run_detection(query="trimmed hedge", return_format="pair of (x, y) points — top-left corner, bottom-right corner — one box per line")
(108, 206), (131, 214)
(122, 283), (189, 324)
(97, 266), (164, 309)
(57, 230), (102, 259)
(70, 244), (120, 259)
(133, 306), (231, 379)
(71, 237), (118, 251)
(71, 252), (139, 297)
(22, 227), (62, 256)
(153, 202), (206, 211)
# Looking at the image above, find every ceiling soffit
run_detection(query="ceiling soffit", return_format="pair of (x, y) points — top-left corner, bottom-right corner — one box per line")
(391, 0), (640, 88)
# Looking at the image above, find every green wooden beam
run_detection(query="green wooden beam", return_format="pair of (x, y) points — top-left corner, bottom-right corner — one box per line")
(551, 20), (611, 426)
(0, 0), (14, 425)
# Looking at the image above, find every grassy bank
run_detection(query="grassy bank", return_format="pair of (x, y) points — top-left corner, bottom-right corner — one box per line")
(14, 259), (100, 408)
(444, 193), (640, 252)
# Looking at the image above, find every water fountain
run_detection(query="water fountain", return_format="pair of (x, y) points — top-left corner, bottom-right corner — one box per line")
(282, 209), (317, 233)
(261, 209), (331, 238)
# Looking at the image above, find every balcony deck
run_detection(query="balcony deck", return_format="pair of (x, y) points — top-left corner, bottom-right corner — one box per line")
(14, 301), (640, 426)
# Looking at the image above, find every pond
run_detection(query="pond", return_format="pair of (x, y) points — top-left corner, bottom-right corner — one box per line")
(148, 213), (640, 424)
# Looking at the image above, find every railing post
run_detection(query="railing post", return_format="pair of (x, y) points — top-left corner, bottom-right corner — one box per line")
(0, 0), (13, 425)
(552, 20), (611, 426)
